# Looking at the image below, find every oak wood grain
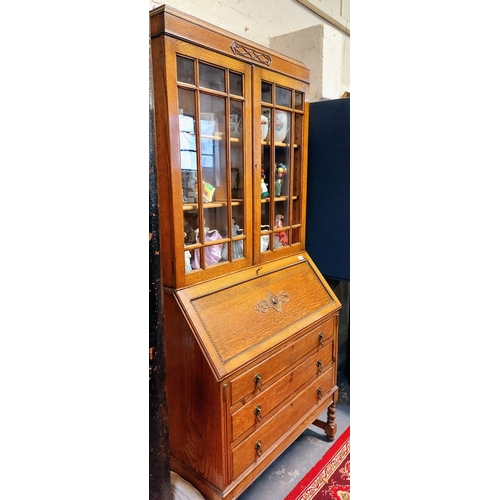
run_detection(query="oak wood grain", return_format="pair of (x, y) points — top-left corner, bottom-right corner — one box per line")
(150, 7), (342, 499)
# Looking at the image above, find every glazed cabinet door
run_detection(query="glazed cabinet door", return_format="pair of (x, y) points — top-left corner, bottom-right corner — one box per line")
(160, 39), (254, 288)
(253, 67), (309, 264)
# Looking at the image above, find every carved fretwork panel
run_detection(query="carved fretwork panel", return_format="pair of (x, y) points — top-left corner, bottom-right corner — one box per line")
(230, 41), (272, 66)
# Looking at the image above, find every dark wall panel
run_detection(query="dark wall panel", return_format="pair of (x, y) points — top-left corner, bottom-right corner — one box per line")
(306, 98), (350, 282)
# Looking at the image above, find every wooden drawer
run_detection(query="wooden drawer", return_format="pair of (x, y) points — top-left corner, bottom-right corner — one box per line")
(231, 365), (334, 479)
(230, 340), (333, 442)
(230, 319), (334, 406)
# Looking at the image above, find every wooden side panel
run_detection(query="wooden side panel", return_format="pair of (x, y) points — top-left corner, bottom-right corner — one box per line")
(150, 35), (176, 288)
(163, 293), (228, 490)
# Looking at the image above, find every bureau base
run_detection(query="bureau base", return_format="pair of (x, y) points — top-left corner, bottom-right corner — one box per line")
(171, 389), (339, 500)
(164, 255), (342, 500)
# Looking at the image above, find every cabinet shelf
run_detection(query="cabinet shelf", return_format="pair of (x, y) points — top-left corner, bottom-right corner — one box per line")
(260, 196), (298, 203)
(199, 136), (299, 147)
(261, 140), (299, 148)
(199, 134), (243, 143)
(199, 136), (298, 148)
(183, 199), (244, 210)
(201, 134), (223, 140)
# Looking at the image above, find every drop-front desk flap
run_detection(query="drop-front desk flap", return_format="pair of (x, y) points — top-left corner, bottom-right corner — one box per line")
(175, 252), (342, 380)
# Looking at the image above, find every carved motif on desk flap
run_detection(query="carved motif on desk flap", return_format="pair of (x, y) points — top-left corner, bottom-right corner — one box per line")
(255, 291), (290, 313)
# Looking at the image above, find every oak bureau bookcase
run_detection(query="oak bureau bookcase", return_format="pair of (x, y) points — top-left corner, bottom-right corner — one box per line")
(150, 5), (342, 499)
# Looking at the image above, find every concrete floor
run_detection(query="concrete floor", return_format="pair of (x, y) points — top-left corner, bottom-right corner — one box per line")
(237, 371), (350, 500)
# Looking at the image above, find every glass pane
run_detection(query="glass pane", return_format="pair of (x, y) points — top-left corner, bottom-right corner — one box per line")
(272, 107), (291, 252)
(293, 113), (303, 200)
(181, 169), (198, 203)
(261, 81), (272, 103)
(261, 106), (271, 142)
(292, 201), (301, 244)
(276, 86), (292, 108)
(260, 138), (270, 201)
(229, 100), (243, 141)
(295, 92), (304, 110)
(221, 212), (244, 262)
(184, 210), (199, 245)
(231, 205), (245, 260)
(178, 89), (197, 205)
(292, 112), (303, 245)
(200, 92), (226, 139)
(260, 203), (271, 253)
(183, 209), (199, 274)
(230, 142), (243, 200)
(262, 108), (291, 145)
(273, 213), (289, 249)
(199, 94), (227, 205)
(230, 163), (242, 200)
(274, 110), (291, 144)
(203, 207), (228, 243)
(193, 207), (227, 269)
(229, 71), (243, 96)
(260, 103), (271, 252)
(228, 98), (245, 259)
(199, 62), (225, 92)
(177, 56), (195, 85)
(274, 160), (288, 198)
(273, 144), (290, 249)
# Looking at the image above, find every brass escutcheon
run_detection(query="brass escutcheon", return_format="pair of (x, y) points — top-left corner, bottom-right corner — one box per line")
(254, 373), (263, 390)
(254, 405), (262, 422)
(316, 387), (322, 399)
(254, 439), (263, 457)
(316, 359), (323, 373)
(318, 332), (324, 346)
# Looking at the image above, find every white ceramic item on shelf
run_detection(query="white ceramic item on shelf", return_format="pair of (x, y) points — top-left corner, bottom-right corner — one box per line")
(265, 110), (289, 143)
(260, 115), (268, 141)
(229, 114), (242, 139)
(260, 224), (270, 252)
(274, 110), (289, 143)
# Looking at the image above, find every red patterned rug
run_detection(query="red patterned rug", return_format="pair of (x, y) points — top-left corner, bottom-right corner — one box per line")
(284, 426), (350, 500)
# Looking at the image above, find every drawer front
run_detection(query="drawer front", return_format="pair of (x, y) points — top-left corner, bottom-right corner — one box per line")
(230, 318), (334, 406)
(231, 340), (333, 442)
(231, 366), (334, 479)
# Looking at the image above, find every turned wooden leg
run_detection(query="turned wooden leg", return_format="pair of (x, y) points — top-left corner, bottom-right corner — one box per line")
(324, 397), (338, 441)
(312, 390), (338, 441)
